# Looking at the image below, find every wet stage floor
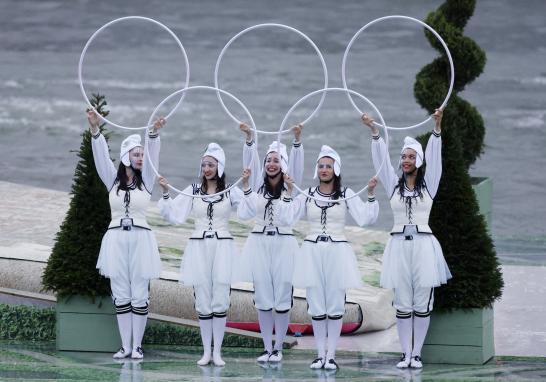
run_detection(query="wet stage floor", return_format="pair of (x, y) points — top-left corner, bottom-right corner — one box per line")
(1, 342), (546, 381)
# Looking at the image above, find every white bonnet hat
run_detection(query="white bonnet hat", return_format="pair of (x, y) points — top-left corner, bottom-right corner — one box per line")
(400, 136), (424, 168)
(120, 134), (143, 167)
(200, 142), (226, 177)
(314, 145), (341, 179)
(265, 141), (288, 172)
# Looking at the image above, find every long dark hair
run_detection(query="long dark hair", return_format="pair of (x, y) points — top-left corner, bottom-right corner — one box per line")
(263, 172), (284, 199)
(331, 174), (342, 200)
(397, 166), (426, 199)
(201, 172), (226, 194)
(116, 162), (143, 194)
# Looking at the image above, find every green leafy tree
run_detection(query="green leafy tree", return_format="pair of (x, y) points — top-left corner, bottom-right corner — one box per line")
(42, 94), (112, 299)
(415, 0), (503, 309)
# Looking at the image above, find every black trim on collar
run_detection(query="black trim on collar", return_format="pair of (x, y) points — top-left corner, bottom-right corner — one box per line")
(315, 187), (334, 197)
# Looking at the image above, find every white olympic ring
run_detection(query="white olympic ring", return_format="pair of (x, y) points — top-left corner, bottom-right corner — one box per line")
(79, 16), (190, 130)
(144, 85), (258, 199)
(276, 87), (389, 202)
(341, 15), (454, 130)
(214, 23), (329, 135)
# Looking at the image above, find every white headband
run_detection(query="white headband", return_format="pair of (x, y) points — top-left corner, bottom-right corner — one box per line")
(314, 145), (341, 179)
(120, 134), (143, 167)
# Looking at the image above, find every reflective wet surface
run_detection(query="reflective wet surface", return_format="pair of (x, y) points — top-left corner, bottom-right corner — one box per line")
(1, 342), (546, 381)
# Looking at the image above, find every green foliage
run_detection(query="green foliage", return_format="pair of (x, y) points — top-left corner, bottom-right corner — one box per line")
(0, 303), (262, 347)
(0, 304), (55, 341)
(144, 322), (263, 348)
(42, 94), (112, 299)
(414, 0), (486, 169)
(415, 1), (503, 309)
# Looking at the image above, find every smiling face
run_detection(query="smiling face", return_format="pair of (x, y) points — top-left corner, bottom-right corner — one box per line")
(264, 152), (282, 177)
(128, 147), (144, 170)
(201, 155), (218, 180)
(317, 156), (335, 182)
(400, 148), (417, 174)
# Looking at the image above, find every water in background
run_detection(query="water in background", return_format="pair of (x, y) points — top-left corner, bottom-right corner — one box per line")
(1, 0), (545, 263)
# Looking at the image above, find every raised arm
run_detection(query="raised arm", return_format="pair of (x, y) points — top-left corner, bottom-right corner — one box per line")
(88, 111), (116, 190)
(240, 123), (262, 191)
(230, 168), (258, 220)
(277, 175), (307, 226)
(345, 179), (379, 227)
(142, 117), (166, 193)
(288, 124), (304, 196)
(424, 109), (443, 198)
(362, 114), (398, 197)
(157, 177), (194, 225)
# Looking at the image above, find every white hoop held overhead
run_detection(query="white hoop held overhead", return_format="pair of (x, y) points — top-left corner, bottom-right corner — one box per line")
(78, 16), (190, 131)
(341, 15), (454, 131)
(277, 87), (389, 203)
(144, 85), (258, 199)
(214, 23), (329, 135)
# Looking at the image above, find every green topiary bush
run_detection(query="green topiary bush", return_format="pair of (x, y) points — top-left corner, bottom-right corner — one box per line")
(415, 0), (503, 310)
(42, 94), (112, 300)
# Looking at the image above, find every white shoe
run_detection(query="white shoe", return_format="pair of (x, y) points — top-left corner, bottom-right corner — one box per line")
(268, 350), (283, 362)
(256, 350), (271, 362)
(410, 355), (423, 368)
(131, 346), (144, 359)
(324, 358), (338, 370)
(212, 352), (225, 367)
(197, 352), (211, 366)
(113, 346), (131, 359)
(310, 357), (325, 369)
(396, 353), (410, 368)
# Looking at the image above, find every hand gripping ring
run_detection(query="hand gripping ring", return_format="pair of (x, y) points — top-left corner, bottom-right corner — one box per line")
(78, 16), (190, 130)
(342, 15), (454, 131)
(144, 85), (258, 199)
(214, 23), (328, 135)
(276, 87), (389, 202)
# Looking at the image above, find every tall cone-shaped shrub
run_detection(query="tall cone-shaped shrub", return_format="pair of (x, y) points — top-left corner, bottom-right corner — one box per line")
(42, 94), (112, 299)
(414, 0), (503, 309)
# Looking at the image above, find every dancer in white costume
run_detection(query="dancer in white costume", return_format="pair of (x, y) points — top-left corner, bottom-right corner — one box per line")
(87, 111), (164, 360)
(239, 123), (303, 363)
(157, 143), (256, 367)
(362, 109), (452, 369)
(283, 145), (378, 371)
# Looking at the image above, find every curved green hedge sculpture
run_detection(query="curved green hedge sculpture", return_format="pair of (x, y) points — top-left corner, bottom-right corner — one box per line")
(415, 0), (503, 309)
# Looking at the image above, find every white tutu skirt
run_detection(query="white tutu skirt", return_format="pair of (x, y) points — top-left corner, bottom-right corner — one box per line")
(96, 227), (162, 279)
(380, 233), (452, 289)
(293, 241), (363, 290)
(180, 238), (239, 286)
(237, 234), (299, 284)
